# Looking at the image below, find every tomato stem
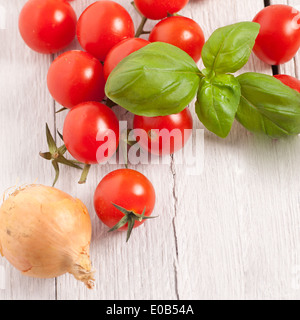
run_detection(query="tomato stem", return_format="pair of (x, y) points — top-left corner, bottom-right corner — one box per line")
(56, 107), (68, 114)
(105, 98), (118, 108)
(108, 203), (158, 242)
(130, 1), (142, 17)
(57, 130), (64, 142)
(167, 12), (180, 17)
(52, 160), (60, 187)
(135, 16), (148, 38)
(126, 219), (135, 242)
(78, 164), (91, 184)
(40, 123), (84, 186)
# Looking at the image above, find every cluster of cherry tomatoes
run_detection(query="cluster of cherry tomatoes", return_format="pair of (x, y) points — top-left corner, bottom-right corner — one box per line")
(17, 0), (300, 240)
(19, 0), (198, 161)
(18, 0), (197, 241)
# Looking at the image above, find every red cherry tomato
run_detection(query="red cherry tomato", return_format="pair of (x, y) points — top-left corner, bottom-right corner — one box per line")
(274, 74), (300, 93)
(253, 5), (300, 65)
(94, 169), (156, 240)
(77, 1), (135, 61)
(134, 0), (189, 20)
(149, 16), (205, 63)
(63, 102), (119, 164)
(104, 38), (150, 80)
(18, 0), (77, 54)
(133, 108), (193, 156)
(47, 50), (105, 109)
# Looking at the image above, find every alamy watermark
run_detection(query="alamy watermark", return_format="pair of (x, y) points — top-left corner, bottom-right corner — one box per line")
(96, 121), (205, 176)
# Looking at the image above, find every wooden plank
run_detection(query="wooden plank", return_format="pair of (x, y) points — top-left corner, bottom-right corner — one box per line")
(173, 0), (300, 300)
(54, 0), (177, 300)
(0, 0), (56, 300)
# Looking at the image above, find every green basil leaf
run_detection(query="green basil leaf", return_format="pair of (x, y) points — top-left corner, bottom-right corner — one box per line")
(202, 22), (260, 74)
(195, 74), (241, 138)
(105, 42), (201, 116)
(237, 72), (300, 138)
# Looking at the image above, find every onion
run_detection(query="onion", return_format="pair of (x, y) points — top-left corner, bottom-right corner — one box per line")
(0, 185), (95, 289)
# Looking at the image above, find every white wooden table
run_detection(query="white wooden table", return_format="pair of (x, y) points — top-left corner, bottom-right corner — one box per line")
(1, 0), (300, 300)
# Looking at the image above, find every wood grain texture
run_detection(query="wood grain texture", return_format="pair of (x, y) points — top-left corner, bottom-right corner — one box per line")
(0, 0), (300, 300)
(0, 0), (56, 300)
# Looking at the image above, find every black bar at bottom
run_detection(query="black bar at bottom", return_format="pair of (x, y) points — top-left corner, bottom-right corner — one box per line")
(0, 300), (201, 317)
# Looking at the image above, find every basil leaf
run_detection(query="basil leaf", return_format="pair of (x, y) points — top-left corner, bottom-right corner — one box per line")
(195, 74), (241, 138)
(202, 22), (260, 74)
(237, 72), (300, 138)
(105, 42), (201, 116)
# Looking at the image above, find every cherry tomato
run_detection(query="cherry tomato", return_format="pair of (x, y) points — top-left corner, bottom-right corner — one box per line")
(94, 169), (156, 241)
(77, 1), (135, 61)
(149, 16), (205, 63)
(274, 74), (300, 93)
(253, 5), (300, 65)
(104, 38), (150, 80)
(18, 0), (77, 54)
(63, 102), (119, 164)
(47, 50), (105, 109)
(134, 0), (189, 20)
(133, 108), (193, 156)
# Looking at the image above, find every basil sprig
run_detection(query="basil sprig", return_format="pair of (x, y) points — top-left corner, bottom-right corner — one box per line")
(196, 73), (241, 138)
(201, 22), (260, 74)
(195, 22), (260, 137)
(237, 73), (300, 138)
(105, 21), (300, 139)
(105, 42), (201, 117)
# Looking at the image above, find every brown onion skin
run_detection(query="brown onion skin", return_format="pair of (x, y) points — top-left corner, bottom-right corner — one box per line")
(0, 185), (95, 288)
